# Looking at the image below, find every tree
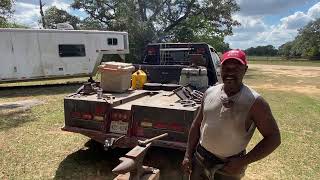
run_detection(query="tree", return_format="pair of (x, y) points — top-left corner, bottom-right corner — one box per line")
(0, 0), (13, 18)
(79, 17), (107, 30)
(279, 18), (320, 58)
(278, 42), (293, 57)
(245, 45), (278, 56)
(42, 6), (81, 29)
(71, 0), (240, 62)
(294, 18), (320, 57)
(0, 0), (13, 27)
(0, 18), (28, 28)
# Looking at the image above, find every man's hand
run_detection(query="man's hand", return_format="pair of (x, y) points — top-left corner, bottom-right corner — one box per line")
(221, 157), (246, 175)
(182, 156), (192, 174)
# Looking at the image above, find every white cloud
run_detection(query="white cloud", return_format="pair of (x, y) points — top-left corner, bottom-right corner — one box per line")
(226, 1), (320, 49)
(307, 2), (320, 19)
(10, 2), (40, 28)
(50, 0), (70, 11)
(232, 15), (267, 33)
(280, 11), (312, 29)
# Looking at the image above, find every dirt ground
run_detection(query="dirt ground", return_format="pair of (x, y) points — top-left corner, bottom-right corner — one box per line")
(0, 99), (43, 111)
(249, 64), (320, 78)
(247, 64), (320, 96)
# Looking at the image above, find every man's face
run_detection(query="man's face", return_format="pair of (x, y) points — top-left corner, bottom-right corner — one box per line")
(221, 59), (247, 90)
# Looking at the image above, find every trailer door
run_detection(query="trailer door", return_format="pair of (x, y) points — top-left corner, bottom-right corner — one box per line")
(11, 31), (43, 79)
(84, 34), (101, 74)
(0, 32), (16, 81)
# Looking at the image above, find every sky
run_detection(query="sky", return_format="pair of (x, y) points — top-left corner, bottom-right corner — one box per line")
(9, 0), (320, 50)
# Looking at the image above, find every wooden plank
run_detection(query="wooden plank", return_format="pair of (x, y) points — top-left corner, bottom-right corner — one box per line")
(114, 168), (160, 180)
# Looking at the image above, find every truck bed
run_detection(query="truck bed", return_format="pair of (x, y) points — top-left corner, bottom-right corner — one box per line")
(63, 89), (200, 150)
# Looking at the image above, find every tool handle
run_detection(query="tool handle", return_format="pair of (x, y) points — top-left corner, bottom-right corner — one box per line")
(138, 133), (168, 146)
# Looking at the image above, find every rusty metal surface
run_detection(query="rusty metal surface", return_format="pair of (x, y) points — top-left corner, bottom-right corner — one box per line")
(112, 134), (167, 180)
(65, 89), (148, 103)
(65, 89), (199, 111)
(113, 90), (199, 111)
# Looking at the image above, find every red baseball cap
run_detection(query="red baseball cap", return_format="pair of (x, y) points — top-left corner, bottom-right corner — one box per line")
(221, 49), (247, 65)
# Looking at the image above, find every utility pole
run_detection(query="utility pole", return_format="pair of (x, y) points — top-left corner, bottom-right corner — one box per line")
(39, 0), (47, 29)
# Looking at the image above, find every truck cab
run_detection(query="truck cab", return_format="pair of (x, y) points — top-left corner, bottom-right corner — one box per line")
(140, 43), (222, 85)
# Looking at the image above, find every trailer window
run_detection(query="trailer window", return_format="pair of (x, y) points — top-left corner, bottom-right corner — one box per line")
(58, 44), (86, 57)
(107, 38), (118, 45)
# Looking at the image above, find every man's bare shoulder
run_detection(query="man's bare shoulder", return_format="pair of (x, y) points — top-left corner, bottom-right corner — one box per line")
(251, 96), (271, 113)
(205, 84), (223, 95)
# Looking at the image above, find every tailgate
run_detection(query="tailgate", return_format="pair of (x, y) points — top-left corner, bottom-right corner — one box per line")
(131, 105), (198, 143)
(64, 98), (110, 131)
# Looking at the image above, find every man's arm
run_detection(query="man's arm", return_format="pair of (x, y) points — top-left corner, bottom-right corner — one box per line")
(241, 96), (281, 164)
(182, 97), (205, 174)
(185, 103), (204, 159)
(223, 96), (281, 174)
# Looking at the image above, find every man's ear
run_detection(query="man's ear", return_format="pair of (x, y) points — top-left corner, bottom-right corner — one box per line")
(245, 65), (248, 72)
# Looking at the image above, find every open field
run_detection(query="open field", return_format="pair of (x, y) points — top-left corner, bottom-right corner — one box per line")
(1, 61), (320, 179)
(249, 60), (320, 67)
(246, 56), (320, 67)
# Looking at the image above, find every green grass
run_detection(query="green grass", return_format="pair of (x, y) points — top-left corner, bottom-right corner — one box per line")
(0, 62), (320, 179)
(0, 77), (88, 87)
(247, 57), (320, 67)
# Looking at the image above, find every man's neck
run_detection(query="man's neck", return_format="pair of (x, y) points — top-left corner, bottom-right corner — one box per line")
(223, 83), (243, 97)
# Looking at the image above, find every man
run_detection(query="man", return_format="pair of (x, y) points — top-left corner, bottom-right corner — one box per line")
(182, 49), (281, 179)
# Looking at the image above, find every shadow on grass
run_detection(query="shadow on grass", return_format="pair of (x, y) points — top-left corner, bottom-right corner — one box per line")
(54, 144), (123, 180)
(0, 85), (80, 99)
(144, 146), (186, 180)
(0, 109), (33, 131)
(55, 140), (187, 180)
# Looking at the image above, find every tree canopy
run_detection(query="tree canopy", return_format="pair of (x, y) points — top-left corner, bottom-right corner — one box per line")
(42, 6), (81, 29)
(245, 45), (278, 56)
(0, 0), (13, 27)
(278, 18), (320, 58)
(0, 0), (13, 17)
(71, 0), (239, 61)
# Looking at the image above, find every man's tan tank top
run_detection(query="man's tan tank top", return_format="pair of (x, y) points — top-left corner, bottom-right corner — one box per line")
(199, 84), (260, 158)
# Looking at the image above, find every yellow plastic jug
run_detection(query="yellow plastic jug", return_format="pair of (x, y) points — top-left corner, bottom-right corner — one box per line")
(131, 69), (147, 89)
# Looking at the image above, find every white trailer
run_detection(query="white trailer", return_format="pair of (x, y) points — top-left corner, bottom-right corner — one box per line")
(0, 28), (129, 82)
